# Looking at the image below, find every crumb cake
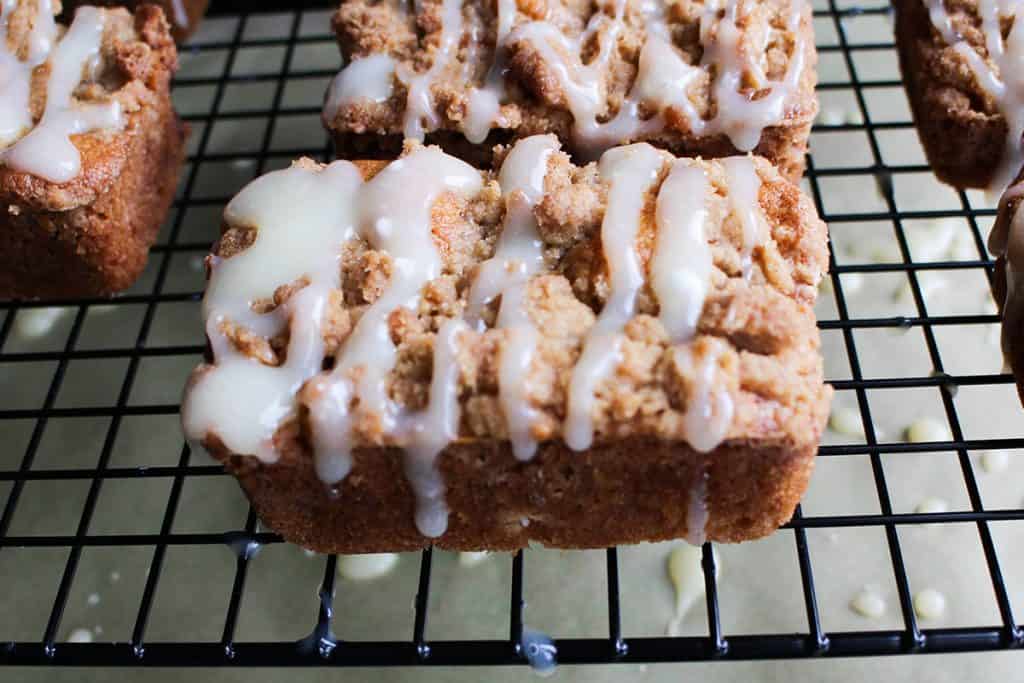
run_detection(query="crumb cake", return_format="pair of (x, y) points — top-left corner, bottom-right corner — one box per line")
(894, 0), (1024, 191)
(992, 175), (1024, 405)
(62, 0), (210, 42)
(0, 2), (186, 299)
(182, 136), (832, 553)
(323, 0), (818, 181)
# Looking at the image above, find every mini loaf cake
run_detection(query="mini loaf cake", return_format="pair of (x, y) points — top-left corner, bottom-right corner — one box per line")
(62, 0), (210, 42)
(992, 175), (1024, 405)
(182, 136), (832, 553)
(323, 0), (818, 181)
(0, 1), (186, 299)
(894, 0), (1024, 192)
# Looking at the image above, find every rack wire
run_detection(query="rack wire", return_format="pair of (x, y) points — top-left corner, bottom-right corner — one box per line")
(1, 0), (1023, 669)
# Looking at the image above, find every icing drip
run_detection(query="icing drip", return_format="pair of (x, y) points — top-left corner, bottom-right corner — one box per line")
(309, 147), (481, 537)
(673, 339), (735, 454)
(466, 134), (558, 460)
(168, 0), (189, 29)
(698, 0), (806, 151)
(926, 0), (1024, 193)
(183, 161), (364, 462)
(674, 337), (736, 545)
(565, 143), (664, 451)
(323, 54), (397, 123)
(0, 0), (37, 146)
(0, 4), (124, 182)
(27, 0), (57, 63)
(685, 470), (709, 546)
(462, 0), (518, 143)
(509, 0), (630, 155)
(652, 161), (712, 341)
(398, 0), (465, 140)
(722, 156), (769, 277)
(399, 317), (469, 537)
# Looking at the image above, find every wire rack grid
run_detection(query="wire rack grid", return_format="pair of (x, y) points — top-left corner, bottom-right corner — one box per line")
(0, 0), (1022, 669)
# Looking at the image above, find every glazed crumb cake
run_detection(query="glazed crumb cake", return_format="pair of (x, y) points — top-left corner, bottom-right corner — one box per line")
(894, 0), (1024, 192)
(323, 0), (818, 181)
(182, 137), (832, 553)
(0, 1), (185, 299)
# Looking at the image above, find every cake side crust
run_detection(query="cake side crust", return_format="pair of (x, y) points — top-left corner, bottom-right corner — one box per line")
(207, 431), (823, 552)
(893, 0), (1008, 189)
(0, 5), (185, 299)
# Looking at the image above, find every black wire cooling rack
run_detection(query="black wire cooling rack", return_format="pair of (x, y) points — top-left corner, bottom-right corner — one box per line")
(1, 0), (1023, 669)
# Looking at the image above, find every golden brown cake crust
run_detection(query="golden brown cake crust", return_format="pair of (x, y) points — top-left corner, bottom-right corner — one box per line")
(188, 144), (832, 552)
(894, 0), (1010, 189)
(61, 0), (210, 42)
(0, 5), (186, 299)
(211, 436), (818, 553)
(326, 0), (818, 181)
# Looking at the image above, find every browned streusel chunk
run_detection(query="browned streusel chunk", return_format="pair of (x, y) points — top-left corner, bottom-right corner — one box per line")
(325, 0), (818, 180)
(61, 0), (209, 42)
(189, 141), (831, 552)
(0, 3), (186, 299)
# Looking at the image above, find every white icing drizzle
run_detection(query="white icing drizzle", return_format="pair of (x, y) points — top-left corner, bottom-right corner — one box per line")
(507, 0), (806, 155)
(565, 143), (664, 451)
(926, 0), (1024, 193)
(0, 1), (35, 147)
(466, 134), (558, 460)
(182, 161), (364, 462)
(399, 317), (469, 537)
(722, 156), (769, 277)
(308, 147), (482, 538)
(0, 3), (124, 183)
(674, 338), (736, 546)
(397, 0), (465, 140)
(168, 0), (189, 30)
(673, 340), (734, 454)
(323, 54), (397, 123)
(698, 0), (806, 151)
(509, 0), (630, 155)
(323, 0), (806, 156)
(462, 0), (518, 143)
(652, 161), (711, 341)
